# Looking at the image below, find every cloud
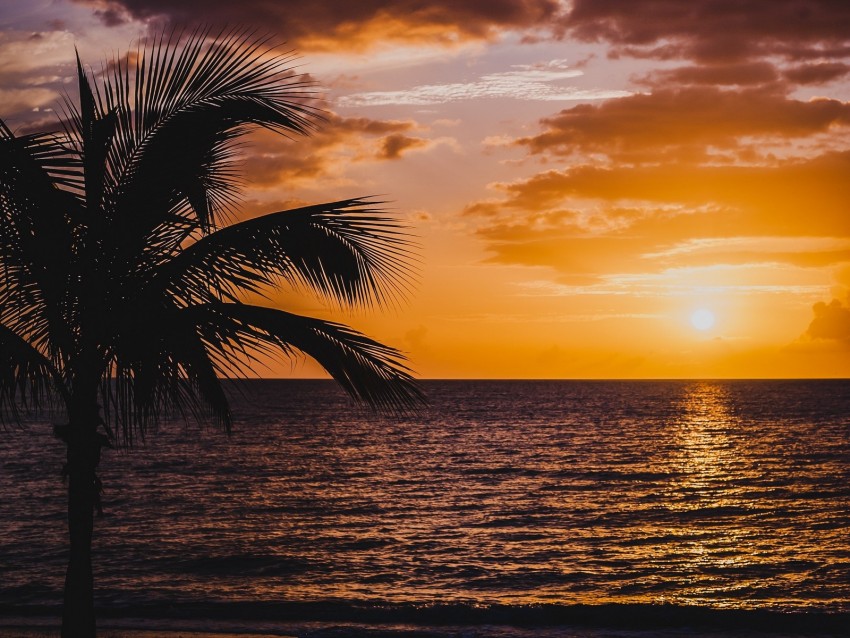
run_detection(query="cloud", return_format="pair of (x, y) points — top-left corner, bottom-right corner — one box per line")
(377, 133), (430, 159)
(639, 62), (781, 87)
(76, 0), (566, 50)
(638, 61), (850, 89)
(91, 3), (133, 26)
(0, 30), (77, 123)
(472, 152), (850, 231)
(564, 0), (850, 64)
(461, 151), (850, 282)
(470, 39), (850, 290)
(517, 276), (825, 299)
(0, 30), (76, 75)
(337, 61), (629, 107)
(646, 236), (850, 257)
(783, 62), (850, 85)
(515, 87), (850, 161)
(642, 237), (850, 269)
(805, 296), (850, 343)
(238, 112), (433, 189)
(0, 88), (60, 116)
(75, 0), (850, 70)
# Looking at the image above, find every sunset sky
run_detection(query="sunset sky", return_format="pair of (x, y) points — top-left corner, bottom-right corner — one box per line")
(2, 0), (849, 379)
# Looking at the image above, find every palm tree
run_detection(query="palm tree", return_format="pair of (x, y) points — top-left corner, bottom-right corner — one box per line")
(0, 28), (423, 638)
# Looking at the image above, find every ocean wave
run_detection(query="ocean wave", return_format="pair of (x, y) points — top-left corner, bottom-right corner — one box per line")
(2, 601), (848, 634)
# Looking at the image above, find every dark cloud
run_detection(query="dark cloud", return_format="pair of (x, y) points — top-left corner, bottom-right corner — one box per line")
(77, 0), (564, 49)
(239, 113), (426, 188)
(94, 5), (130, 26)
(77, 0), (850, 61)
(783, 62), (850, 85)
(565, 0), (850, 63)
(378, 133), (429, 160)
(68, 0), (850, 88)
(806, 297), (850, 343)
(640, 62), (780, 87)
(515, 88), (850, 161)
(70, 1), (850, 91)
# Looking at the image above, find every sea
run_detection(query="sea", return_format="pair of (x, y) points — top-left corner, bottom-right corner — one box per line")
(1, 380), (849, 637)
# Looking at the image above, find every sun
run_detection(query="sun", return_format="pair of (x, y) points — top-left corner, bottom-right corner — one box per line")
(690, 308), (716, 331)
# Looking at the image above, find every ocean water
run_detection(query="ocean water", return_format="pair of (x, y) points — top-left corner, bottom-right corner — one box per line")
(1, 380), (849, 637)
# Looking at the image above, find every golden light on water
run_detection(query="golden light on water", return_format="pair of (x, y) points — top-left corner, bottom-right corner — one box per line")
(674, 383), (736, 499)
(669, 383), (761, 606)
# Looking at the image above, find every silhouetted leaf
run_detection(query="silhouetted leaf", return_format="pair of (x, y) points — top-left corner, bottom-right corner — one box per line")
(0, 31), (422, 442)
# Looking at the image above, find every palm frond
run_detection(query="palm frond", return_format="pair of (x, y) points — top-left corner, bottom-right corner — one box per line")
(0, 126), (81, 360)
(186, 303), (425, 412)
(0, 34), (424, 444)
(0, 322), (68, 424)
(0, 125), (83, 196)
(75, 50), (119, 216)
(82, 27), (319, 241)
(152, 198), (418, 309)
(101, 300), (232, 444)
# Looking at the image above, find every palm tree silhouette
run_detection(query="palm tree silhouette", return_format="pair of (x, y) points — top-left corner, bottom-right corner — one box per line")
(0, 29), (423, 638)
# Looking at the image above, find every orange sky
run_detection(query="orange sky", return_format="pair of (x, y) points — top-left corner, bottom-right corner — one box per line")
(2, 1), (849, 378)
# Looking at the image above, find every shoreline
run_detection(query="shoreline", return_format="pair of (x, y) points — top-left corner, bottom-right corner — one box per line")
(2, 603), (849, 637)
(2, 613), (848, 638)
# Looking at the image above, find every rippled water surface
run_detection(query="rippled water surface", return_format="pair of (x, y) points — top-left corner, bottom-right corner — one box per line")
(1, 380), (849, 633)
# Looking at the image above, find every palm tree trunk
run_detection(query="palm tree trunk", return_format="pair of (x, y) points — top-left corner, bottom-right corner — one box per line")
(61, 398), (102, 638)
(62, 449), (97, 638)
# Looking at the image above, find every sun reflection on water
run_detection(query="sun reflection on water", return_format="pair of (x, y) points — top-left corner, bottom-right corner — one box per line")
(674, 382), (736, 494)
(664, 383), (768, 607)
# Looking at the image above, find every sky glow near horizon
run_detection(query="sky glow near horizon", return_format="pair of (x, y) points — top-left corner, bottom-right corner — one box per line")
(1, 0), (849, 378)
